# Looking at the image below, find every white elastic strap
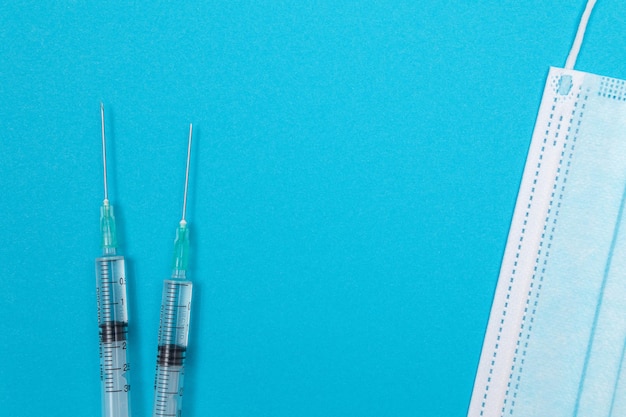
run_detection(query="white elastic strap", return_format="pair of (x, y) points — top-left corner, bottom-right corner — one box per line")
(565, 0), (597, 69)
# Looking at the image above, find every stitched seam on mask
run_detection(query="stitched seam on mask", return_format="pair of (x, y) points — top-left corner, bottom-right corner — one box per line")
(478, 76), (561, 416)
(503, 86), (587, 416)
(599, 77), (626, 101)
(478, 95), (557, 416)
(478, 74), (584, 416)
(500, 103), (566, 415)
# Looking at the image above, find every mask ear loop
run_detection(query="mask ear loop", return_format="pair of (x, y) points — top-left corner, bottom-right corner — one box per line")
(565, 0), (597, 70)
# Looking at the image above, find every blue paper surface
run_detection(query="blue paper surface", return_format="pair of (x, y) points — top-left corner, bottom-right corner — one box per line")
(1, 1), (626, 416)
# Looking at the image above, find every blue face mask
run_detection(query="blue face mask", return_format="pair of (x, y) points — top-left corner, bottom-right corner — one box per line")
(469, 1), (626, 416)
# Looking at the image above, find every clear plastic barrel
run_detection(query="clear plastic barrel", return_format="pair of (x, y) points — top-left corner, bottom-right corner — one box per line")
(153, 279), (193, 417)
(96, 256), (131, 417)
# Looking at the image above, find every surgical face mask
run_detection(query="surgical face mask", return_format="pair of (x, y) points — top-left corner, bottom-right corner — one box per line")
(468, 1), (626, 416)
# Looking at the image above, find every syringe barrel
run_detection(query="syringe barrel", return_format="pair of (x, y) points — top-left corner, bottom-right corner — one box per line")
(152, 279), (193, 417)
(96, 256), (131, 417)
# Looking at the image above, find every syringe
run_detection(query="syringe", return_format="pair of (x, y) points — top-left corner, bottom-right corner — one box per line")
(96, 103), (132, 417)
(152, 124), (195, 417)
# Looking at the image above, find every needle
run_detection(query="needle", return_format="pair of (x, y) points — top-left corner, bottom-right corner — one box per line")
(181, 124), (192, 225)
(101, 103), (109, 204)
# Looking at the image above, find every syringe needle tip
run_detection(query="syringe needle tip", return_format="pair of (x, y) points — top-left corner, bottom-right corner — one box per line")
(101, 103), (108, 202)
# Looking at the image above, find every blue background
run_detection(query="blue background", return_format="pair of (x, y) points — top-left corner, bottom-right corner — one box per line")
(2, 1), (626, 416)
